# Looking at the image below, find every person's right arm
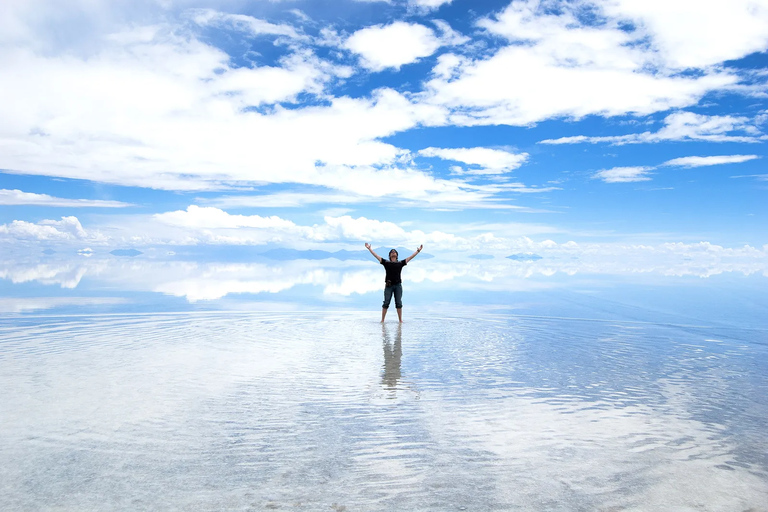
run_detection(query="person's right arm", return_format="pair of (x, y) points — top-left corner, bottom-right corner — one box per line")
(365, 243), (383, 262)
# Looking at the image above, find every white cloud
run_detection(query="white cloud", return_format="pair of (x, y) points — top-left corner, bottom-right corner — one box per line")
(323, 215), (411, 242)
(592, 167), (653, 183)
(431, 19), (468, 46)
(732, 174), (768, 181)
(201, 184), (540, 210)
(149, 207), (464, 247)
(0, 189), (133, 207)
(155, 205), (299, 230)
(211, 50), (350, 107)
(0, 28), (456, 198)
(0, 216), (107, 243)
(202, 192), (370, 208)
(344, 21), (442, 71)
(663, 155), (760, 168)
(540, 112), (763, 145)
(601, 0), (768, 70)
(586, 153), (760, 184)
(419, 146), (529, 175)
(409, 0), (453, 10)
(189, 9), (306, 40)
(1, 0), (765, 210)
(422, 1), (744, 126)
(1, 13), (460, 199)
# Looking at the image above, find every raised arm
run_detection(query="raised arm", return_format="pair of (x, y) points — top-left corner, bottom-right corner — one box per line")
(365, 242), (383, 262)
(405, 245), (423, 264)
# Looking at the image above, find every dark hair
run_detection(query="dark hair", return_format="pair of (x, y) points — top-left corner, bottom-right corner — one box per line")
(389, 249), (398, 258)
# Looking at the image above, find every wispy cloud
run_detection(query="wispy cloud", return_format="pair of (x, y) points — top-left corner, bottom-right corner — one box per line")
(0, 189), (133, 208)
(593, 154), (759, 183)
(662, 155), (760, 168)
(418, 147), (528, 175)
(731, 174), (768, 181)
(189, 9), (307, 40)
(541, 112), (763, 145)
(202, 192), (370, 209)
(408, 0), (454, 11)
(592, 167), (653, 183)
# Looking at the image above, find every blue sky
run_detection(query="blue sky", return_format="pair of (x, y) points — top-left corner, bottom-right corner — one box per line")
(1, 0), (768, 261)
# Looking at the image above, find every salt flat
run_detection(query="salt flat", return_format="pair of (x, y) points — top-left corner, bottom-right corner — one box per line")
(1, 308), (766, 511)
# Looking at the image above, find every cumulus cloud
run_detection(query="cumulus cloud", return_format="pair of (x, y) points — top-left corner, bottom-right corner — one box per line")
(0, 32), (451, 196)
(344, 21), (443, 71)
(149, 207), (466, 247)
(0, 189), (133, 207)
(662, 155), (760, 168)
(592, 167), (653, 183)
(422, 1), (740, 126)
(1, 0), (766, 212)
(0, 216), (107, 243)
(155, 205), (299, 230)
(540, 112), (764, 145)
(418, 147), (529, 175)
(601, 0), (768, 70)
(0, 13), (452, 199)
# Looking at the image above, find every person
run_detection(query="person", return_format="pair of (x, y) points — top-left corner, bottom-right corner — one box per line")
(365, 243), (423, 323)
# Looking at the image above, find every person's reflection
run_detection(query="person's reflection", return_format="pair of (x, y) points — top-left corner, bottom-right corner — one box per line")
(381, 323), (402, 398)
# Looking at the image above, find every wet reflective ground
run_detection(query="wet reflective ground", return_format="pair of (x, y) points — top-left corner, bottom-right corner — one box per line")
(2, 310), (767, 511)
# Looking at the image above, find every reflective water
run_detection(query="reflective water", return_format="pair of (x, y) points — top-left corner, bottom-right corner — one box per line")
(2, 310), (767, 510)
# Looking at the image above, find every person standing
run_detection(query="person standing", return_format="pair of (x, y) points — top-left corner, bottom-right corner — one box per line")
(365, 243), (423, 323)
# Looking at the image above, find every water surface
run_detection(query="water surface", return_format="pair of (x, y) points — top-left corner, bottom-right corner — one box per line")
(2, 309), (766, 510)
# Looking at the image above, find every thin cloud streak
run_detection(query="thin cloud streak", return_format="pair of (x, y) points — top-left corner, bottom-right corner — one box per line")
(540, 112), (764, 145)
(662, 155), (760, 168)
(0, 189), (134, 208)
(592, 167), (653, 183)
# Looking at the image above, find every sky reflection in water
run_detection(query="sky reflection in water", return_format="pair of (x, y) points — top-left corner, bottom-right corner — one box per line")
(1, 249), (767, 323)
(1, 251), (767, 510)
(1, 310), (767, 510)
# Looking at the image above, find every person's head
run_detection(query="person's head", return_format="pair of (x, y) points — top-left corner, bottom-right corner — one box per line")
(388, 249), (398, 261)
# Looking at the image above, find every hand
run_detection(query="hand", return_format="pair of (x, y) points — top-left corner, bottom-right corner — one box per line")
(365, 243), (371, 250)
(416, 245), (423, 252)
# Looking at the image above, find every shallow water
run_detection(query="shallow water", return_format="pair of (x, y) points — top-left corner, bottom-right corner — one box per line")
(1, 310), (767, 511)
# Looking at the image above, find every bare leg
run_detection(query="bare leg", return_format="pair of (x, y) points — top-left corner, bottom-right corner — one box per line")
(396, 308), (403, 323)
(381, 308), (388, 322)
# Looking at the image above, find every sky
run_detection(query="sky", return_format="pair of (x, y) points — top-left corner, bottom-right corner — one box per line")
(1, 0), (768, 268)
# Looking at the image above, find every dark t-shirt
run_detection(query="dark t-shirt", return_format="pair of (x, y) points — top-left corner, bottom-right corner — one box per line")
(380, 258), (407, 285)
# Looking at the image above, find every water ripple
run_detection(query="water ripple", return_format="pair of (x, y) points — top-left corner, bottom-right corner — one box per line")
(1, 312), (767, 510)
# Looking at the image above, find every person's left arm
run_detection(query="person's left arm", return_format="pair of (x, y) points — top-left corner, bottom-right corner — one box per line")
(404, 245), (423, 264)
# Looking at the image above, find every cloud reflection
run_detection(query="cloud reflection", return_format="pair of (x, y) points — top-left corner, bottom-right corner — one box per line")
(0, 248), (766, 304)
